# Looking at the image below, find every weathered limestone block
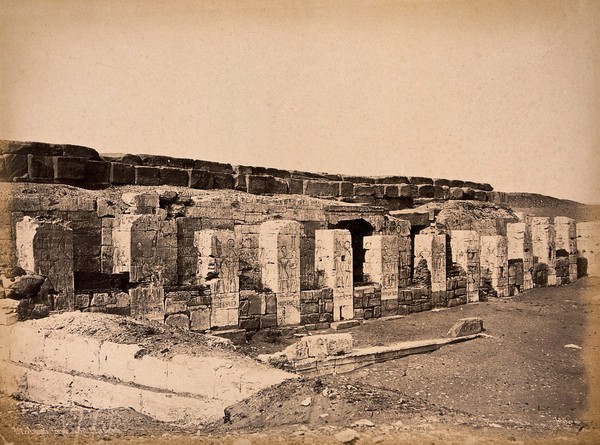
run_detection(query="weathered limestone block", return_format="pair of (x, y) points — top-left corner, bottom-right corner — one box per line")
(506, 222), (534, 290)
(315, 229), (353, 321)
(480, 235), (509, 297)
(530, 217), (556, 286)
(450, 230), (480, 302)
(195, 229), (239, 328)
(15, 216), (74, 309)
(363, 235), (399, 301)
(130, 285), (164, 320)
(447, 317), (483, 337)
(113, 215), (177, 285)
(554, 216), (578, 283)
(577, 221), (600, 277)
(259, 220), (302, 326)
(414, 233), (447, 293)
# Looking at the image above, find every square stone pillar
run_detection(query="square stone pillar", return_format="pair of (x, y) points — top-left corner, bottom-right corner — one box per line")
(530, 217), (556, 286)
(414, 233), (447, 293)
(480, 235), (509, 297)
(196, 229), (240, 328)
(507, 222), (534, 290)
(16, 216), (74, 310)
(259, 220), (302, 326)
(315, 229), (353, 321)
(363, 235), (399, 302)
(554, 216), (577, 283)
(577, 222), (600, 277)
(113, 214), (177, 285)
(450, 230), (480, 302)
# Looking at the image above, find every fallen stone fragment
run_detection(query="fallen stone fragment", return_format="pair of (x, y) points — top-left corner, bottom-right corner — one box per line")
(334, 428), (359, 443)
(352, 419), (375, 427)
(564, 344), (582, 350)
(448, 317), (483, 337)
(300, 397), (312, 406)
(331, 320), (361, 331)
(1, 273), (45, 299)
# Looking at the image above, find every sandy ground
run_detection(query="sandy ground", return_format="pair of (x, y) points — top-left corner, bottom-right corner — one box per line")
(1, 277), (599, 444)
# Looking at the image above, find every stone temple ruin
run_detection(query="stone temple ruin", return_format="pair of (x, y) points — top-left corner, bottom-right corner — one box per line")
(0, 140), (598, 424)
(0, 140), (597, 329)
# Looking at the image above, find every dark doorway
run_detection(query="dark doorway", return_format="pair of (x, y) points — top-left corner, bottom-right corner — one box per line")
(330, 219), (374, 284)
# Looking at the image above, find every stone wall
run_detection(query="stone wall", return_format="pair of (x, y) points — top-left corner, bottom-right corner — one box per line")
(1, 140), (494, 209)
(0, 140), (589, 335)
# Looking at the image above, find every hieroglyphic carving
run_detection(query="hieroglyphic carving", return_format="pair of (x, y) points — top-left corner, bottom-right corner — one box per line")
(450, 230), (480, 302)
(258, 220), (302, 326)
(480, 235), (509, 297)
(315, 229), (353, 321)
(16, 216), (75, 308)
(195, 229), (239, 327)
(414, 233), (447, 292)
(506, 222), (534, 290)
(363, 235), (399, 301)
(530, 217), (556, 285)
(554, 216), (577, 282)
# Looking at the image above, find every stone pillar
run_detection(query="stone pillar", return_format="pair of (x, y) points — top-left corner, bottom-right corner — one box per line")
(506, 222), (534, 290)
(112, 214), (177, 285)
(530, 217), (556, 286)
(414, 233), (447, 293)
(196, 229), (239, 328)
(450, 230), (480, 302)
(315, 229), (353, 321)
(480, 235), (509, 297)
(259, 220), (302, 326)
(364, 235), (399, 315)
(15, 216), (74, 309)
(554, 216), (577, 283)
(577, 221), (600, 277)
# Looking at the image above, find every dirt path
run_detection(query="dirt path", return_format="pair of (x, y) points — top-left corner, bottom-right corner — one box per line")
(1, 278), (599, 444)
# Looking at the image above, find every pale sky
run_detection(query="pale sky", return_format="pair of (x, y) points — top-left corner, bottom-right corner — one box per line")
(1, 0), (599, 203)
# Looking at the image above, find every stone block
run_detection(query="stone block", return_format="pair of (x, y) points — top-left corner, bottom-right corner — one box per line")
(260, 313), (278, 328)
(339, 181), (354, 197)
(133, 355), (169, 390)
(135, 165), (160, 186)
(71, 376), (142, 411)
(190, 307), (211, 331)
(110, 162), (135, 184)
(160, 167), (189, 186)
(166, 314), (190, 330)
(99, 341), (143, 382)
(448, 317), (484, 337)
(287, 178), (304, 194)
(84, 160), (111, 185)
(398, 184), (417, 198)
(212, 172), (234, 189)
(26, 369), (73, 407)
(3, 154), (28, 180)
(54, 156), (86, 180)
(28, 154), (54, 179)
(304, 180), (339, 197)
(239, 317), (260, 331)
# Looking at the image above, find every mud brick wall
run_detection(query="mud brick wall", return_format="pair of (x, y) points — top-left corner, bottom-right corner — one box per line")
(163, 286), (212, 331)
(299, 288), (334, 327)
(238, 290), (277, 331)
(1, 140), (495, 212)
(353, 284), (382, 320)
(398, 286), (432, 315)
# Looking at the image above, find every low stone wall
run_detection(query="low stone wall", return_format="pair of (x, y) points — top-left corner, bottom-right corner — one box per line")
(1, 140), (494, 207)
(0, 319), (295, 424)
